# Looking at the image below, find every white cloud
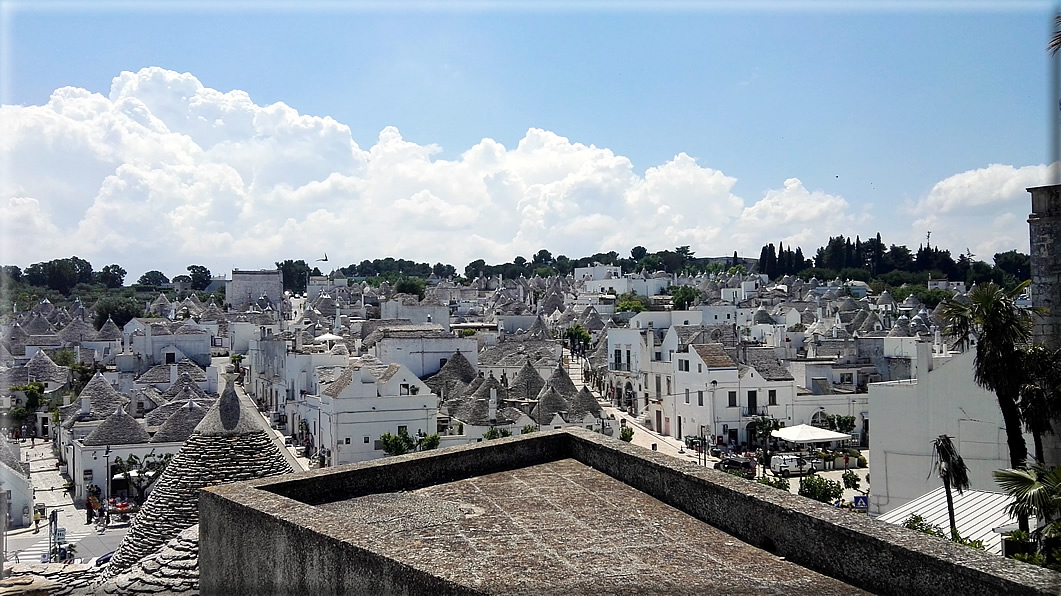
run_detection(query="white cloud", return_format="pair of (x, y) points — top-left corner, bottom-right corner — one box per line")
(0, 67), (1048, 279)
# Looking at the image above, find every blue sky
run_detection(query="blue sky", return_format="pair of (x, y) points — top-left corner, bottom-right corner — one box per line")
(1, 2), (1057, 278)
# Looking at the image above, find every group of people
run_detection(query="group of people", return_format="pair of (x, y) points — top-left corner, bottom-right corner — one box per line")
(86, 495), (109, 527)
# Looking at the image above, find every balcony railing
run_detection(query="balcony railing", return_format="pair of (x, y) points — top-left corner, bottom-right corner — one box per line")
(743, 407), (771, 417)
(609, 361), (631, 372)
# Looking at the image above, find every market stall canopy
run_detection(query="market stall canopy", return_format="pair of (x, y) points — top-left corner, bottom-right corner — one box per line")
(771, 424), (851, 443)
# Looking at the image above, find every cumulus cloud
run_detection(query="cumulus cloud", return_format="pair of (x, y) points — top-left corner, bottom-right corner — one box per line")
(0, 67), (1047, 278)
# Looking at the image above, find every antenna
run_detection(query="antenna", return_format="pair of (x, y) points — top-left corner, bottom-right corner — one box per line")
(925, 231), (931, 247)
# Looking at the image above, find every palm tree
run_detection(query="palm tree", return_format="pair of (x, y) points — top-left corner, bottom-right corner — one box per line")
(1018, 345), (1061, 463)
(941, 281), (1034, 471)
(932, 434), (971, 541)
(995, 464), (1061, 546)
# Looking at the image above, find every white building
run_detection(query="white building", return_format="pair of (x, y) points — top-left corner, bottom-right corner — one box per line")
(292, 358), (437, 466)
(868, 349), (1024, 516)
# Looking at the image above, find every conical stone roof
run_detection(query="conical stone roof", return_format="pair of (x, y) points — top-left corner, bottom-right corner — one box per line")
(539, 362), (579, 403)
(425, 351), (477, 397)
(83, 407), (151, 446)
(96, 318), (123, 340)
(569, 386), (602, 420)
(99, 523), (200, 595)
(507, 359), (545, 402)
(101, 375), (293, 578)
(531, 386), (568, 425)
(58, 317), (97, 344)
(151, 400), (208, 444)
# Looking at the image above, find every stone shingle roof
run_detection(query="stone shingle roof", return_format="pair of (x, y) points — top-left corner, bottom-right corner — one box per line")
(506, 359), (545, 402)
(151, 400), (208, 444)
(478, 340), (560, 370)
(62, 373), (128, 429)
(0, 437), (28, 478)
(163, 372), (209, 401)
(424, 351), (477, 398)
(83, 408), (151, 446)
(57, 317), (97, 344)
(25, 349), (69, 384)
(453, 374), (513, 426)
(136, 360), (207, 385)
(743, 348), (794, 381)
(145, 398), (216, 427)
(569, 386), (602, 420)
(692, 344), (736, 369)
(21, 313), (56, 336)
(530, 386), (568, 425)
(102, 376), (293, 578)
(100, 523), (199, 595)
(95, 318), (123, 341)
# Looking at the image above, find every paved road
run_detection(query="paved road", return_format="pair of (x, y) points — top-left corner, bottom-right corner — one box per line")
(5, 441), (129, 565)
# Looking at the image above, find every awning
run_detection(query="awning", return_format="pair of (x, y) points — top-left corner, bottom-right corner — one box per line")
(771, 424), (851, 443)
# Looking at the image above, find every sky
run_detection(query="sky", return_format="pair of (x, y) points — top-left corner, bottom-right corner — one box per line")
(1, 1), (1059, 282)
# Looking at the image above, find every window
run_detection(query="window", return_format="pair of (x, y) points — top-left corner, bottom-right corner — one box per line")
(654, 351), (662, 361)
(400, 383), (410, 395)
(345, 437), (351, 445)
(697, 390), (704, 406)
(398, 425), (408, 435)
(728, 391), (737, 407)
(364, 436), (370, 444)
(678, 359), (689, 372)
(769, 390), (777, 406)
(439, 358), (448, 369)
(697, 363), (702, 373)
(685, 389), (690, 404)
(840, 373), (854, 385)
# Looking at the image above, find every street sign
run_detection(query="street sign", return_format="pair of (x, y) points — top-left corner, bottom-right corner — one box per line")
(55, 528), (65, 544)
(853, 496), (868, 511)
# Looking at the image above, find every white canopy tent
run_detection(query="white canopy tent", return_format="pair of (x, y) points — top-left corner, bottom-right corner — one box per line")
(771, 424), (851, 444)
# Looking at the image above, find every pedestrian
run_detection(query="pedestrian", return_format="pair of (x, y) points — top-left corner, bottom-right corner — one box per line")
(86, 496), (96, 524)
(33, 510), (41, 533)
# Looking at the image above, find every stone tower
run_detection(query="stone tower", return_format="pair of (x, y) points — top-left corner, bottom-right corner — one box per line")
(1028, 184), (1061, 348)
(1028, 184), (1061, 466)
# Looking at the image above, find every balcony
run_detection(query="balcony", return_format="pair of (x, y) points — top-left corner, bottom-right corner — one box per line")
(742, 407), (771, 418)
(609, 361), (631, 372)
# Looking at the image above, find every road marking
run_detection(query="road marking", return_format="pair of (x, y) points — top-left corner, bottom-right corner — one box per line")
(6, 529), (94, 562)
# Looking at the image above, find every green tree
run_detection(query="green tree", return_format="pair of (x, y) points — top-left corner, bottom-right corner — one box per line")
(380, 428), (416, 456)
(187, 265), (212, 291)
(995, 464), (1061, 547)
(798, 474), (844, 504)
(275, 259), (311, 293)
(94, 264), (127, 288)
(1017, 345), (1061, 464)
(565, 324), (591, 354)
(9, 382), (44, 411)
(521, 424), (537, 435)
(619, 426), (634, 442)
(420, 433), (441, 451)
(113, 452), (172, 505)
(483, 427), (512, 440)
(631, 246), (648, 261)
(394, 277), (426, 300)
(941, 282), (1034, 481)
(93, 296), (145, 329)
(932, 434), (971, 541)
(137, 270), (169, 286)
(669, 285), (700, 310)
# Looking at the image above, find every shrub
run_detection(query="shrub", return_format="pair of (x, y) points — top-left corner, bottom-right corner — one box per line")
(758, 475), (791, 491)
(842, 470), (861, 491)
(619, 426), (634, 442)
(420, 433), (441, 451)
(521, 424), (537, 434)
(798, 474), (843, 504)
(483, 427), (512, 440)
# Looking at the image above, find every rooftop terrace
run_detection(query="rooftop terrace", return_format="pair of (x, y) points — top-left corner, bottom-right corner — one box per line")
(200, 429), (1061, 596)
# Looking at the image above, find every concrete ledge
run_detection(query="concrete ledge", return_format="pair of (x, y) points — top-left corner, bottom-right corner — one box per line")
(200, 428), (1061, 596)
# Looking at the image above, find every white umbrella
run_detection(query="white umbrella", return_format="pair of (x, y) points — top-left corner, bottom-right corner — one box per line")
(771, 424), (851, 443)
(314, 333), (343, 343)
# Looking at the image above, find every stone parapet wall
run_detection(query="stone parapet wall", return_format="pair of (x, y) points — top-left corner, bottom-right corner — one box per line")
(200, 429), (1061, 596)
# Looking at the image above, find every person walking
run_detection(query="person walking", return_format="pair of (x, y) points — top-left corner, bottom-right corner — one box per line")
(33, 510), (41, 533)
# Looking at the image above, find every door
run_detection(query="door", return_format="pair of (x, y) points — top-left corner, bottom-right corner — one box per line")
(655, 410), (662, 433)
(677, 416), (682, 439)
(664, 417), (670, 436)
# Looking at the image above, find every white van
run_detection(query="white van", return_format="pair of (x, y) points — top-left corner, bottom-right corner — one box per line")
(770, 454), (813, 477)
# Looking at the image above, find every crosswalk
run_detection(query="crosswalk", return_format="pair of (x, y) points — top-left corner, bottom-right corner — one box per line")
(6, 528), (94, 563)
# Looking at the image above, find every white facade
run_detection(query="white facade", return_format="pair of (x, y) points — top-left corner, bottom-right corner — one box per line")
(370, 335), (478, 378)
(868, 349), (1024, 516)
(69, 440), (182, 504)
(292, 361), (438, 465)
(573, 264), (622, 281)
(380, 299), (451, 331)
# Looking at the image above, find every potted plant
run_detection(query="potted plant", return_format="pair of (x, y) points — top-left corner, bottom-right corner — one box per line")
(1003, 530), (1036, 558)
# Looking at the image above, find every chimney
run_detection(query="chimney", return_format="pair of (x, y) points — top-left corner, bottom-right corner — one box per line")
(489, 387), (498, 422)
(170, 363), (178, 386)
(81, 396), (91, 415)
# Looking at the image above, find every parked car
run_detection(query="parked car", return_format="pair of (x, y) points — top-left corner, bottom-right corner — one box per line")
(713, 456), (757, 478)
(770, 454), (813, 477)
